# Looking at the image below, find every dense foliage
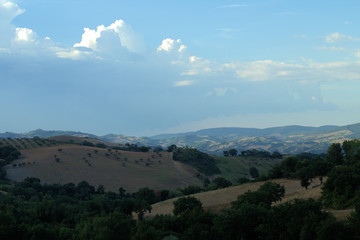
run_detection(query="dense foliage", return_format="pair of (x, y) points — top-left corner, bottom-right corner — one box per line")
(0, 145), (21, 179)
(2, 179), (358, 240)
(172, 147), (220, 175)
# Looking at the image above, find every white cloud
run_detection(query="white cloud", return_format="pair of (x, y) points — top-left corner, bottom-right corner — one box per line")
(0, 0), (24, 46)
(173, 80), (193, 87)
(157, 38), (187, 54)
(157, 38), (174, 52)
(325, 32), (360, 43)
(15, 27), (37, 42)
(228, 60), (303, 82)
(0, 0), (24, 20)
(74, 19), (145, 53)
(189, 56), (201, 63)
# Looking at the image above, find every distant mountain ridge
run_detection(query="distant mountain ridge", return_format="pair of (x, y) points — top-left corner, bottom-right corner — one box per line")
(1, 123), (360, 155)
(151, 125), (339, 139)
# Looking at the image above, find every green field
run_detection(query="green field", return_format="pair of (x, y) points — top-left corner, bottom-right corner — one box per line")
(214, 156), (282, 182)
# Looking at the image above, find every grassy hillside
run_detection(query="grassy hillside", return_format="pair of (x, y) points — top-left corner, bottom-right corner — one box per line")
(2, 136), (287, 193)
(0, 137), (60, 149)
(214, 156), (282, 182)
(5, 145), (202, 192)
(146, 177), (342, 218)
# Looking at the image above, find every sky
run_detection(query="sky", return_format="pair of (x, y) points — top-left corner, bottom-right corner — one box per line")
(0, 0), (359, 136)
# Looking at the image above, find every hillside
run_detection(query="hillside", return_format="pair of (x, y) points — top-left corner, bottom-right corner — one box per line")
(146, 178), (351, 221)
(2, 122), (360, 155)
(2, 137), (282, 192)
(5, 145), (202, 192)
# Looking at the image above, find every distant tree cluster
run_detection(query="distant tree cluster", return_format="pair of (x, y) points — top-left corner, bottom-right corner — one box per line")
(0, 145), (21, 179)
(223, 148), (283, 159)
(172, 146), (220, 176)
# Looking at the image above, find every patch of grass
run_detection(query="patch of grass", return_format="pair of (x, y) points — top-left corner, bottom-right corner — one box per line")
(214, 156), (282, 183)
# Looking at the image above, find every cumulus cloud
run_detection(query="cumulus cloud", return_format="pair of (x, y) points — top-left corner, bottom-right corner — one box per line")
(325, 32), (360, 43)
(157, 38), (186, 53)
(15, 27), (37, 42)
(0, 0), (24, 46)
(74, 19), (145, 53)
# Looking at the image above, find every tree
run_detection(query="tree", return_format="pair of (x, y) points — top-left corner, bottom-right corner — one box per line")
(167, 144), (177, 152)
(249, 167), (259, 179)
(322, 165), (360, 209)
(342, 139), (360, 164)
(268, 164), (283, 179)
(133, 199), (152, 220)
(297, 167), (314, 190)
(173, 196), (203, 216)
(232, 182), (285, 209)
(326, 143), (344, 166)
(223, 150), (229, 157)
(228, 149), (238, 157)
(136, 187), (156, 204)
(312, 159), (332, 184)
(212, 177), (232, 189)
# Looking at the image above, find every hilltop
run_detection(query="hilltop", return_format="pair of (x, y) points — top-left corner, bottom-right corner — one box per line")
(2, 122), (360, 155)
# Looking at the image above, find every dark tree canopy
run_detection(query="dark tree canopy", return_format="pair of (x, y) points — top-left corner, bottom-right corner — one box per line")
(326, 143), (344, 166)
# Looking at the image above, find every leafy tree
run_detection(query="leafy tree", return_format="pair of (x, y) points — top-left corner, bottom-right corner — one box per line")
(228, 149), (238, 157)
(322, 165), (360, 209)
(232, 182), (285, 209)
(249, 167), (259, 179)
(261, 199), (332, 240)
(173, 196), (203, 216)
(312, 159), (332, 184)
(167, 144), (177, 152)
(134, 199), (152, 220)
(268, 164), (283, 179)
(223, 150), (229, 157)
(216, 204), (268, 240)
(172, 148), (220, 175)
(296, 167), (314, 190)
(326, 143), (344, 166)
(280, 156), (299, 178)
(136, 187), (156, 204)
(212, 177), (232, 189)
(342, 139), (360, 164)
(178, 185), (202, 195)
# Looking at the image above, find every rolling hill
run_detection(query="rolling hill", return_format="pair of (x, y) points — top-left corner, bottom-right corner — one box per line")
(145, 177), (352, 221)
(2, 123), (359, 155)
(4, 144), (202, 192)
(2, 136), (281, 192)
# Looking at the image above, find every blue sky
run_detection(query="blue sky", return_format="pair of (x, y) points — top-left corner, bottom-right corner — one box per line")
(0, 0), (359, 136)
